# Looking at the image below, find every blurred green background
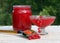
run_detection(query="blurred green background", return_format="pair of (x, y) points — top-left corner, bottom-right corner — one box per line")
(0, 0), (60, 25)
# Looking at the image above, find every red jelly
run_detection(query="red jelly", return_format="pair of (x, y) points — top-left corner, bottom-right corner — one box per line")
(12, 5), (32, 32)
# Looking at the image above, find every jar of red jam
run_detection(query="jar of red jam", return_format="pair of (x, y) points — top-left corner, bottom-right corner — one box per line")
(12, 5), (32, 32)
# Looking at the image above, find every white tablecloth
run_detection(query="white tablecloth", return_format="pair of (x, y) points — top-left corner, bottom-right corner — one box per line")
(0, 25), (60, 43)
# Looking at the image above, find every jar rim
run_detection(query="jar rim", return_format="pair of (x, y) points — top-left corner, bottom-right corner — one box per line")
(13, 5), (31, 8)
